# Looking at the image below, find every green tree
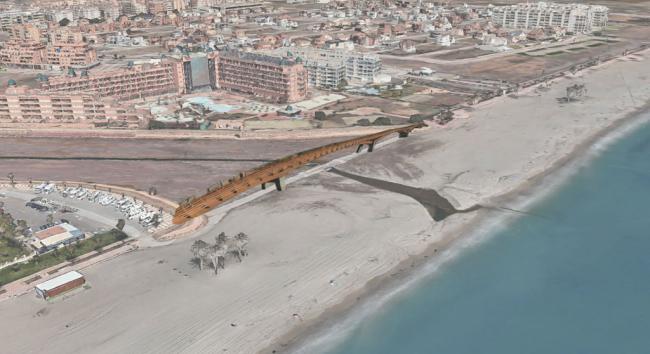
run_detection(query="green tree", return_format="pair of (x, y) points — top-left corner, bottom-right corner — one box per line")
(372, 117), (392, 126)
(356, 118), (371, 126)
(314, 111), (327, 121)
(116, 219), (126, 231)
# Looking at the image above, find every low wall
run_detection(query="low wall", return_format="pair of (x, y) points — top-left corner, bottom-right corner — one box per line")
(0, 125), (391, 141)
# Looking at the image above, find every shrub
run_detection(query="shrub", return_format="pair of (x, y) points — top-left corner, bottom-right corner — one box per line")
(356, 118), (371, 126)
(372, 117), (392, 126)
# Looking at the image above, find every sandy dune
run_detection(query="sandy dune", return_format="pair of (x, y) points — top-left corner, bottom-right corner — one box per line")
(0, 51), (649, 354)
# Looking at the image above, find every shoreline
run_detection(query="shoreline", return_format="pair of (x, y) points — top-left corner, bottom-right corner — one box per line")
(1, 52), (649, 354)
(269, 83), (650, 353)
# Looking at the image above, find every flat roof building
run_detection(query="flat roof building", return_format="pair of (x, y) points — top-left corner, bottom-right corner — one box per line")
(491, 2), (609, 34)
(46, 29), (98, 69)
(0, 10), (46, 32)
(0, 85), (148, 129)
(214, 50), (308, 103)
(31, 223), (85, 253)
(43, 60), (186, 101)
(278, 48), (381, 89)
(0, 25), (98, 69)
(35, 271), (85, 299)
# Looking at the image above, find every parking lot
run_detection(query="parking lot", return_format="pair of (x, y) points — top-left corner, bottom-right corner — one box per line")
(0, 183), (173, 241)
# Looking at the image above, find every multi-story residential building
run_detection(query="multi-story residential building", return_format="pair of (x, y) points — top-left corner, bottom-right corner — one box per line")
(172, 0), (186, 11)
(345, 52), (382, 83)
(0, 10), (47, 32)
(491, 2), (609, 34)
(0, 24), (47, 69)
(122, 0), (148, 16)
(74, 6), (102, 20)
(0, 84), (147, 128)
(300, 57), (347, 90)
(100, 3), (122, 20)
(0, 25), (97, 69)
(43, 60), (186, 101)
(40, 51), (306, 104)
(278, 48), (382, 89)
(47, 29), (98, 68)
(213, 50), (308, 103)
(51, 9), (75, 23)
(147, 0), (172, 14)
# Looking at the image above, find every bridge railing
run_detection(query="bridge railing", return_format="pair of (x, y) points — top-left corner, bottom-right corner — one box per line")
(173, 122), (425, 224)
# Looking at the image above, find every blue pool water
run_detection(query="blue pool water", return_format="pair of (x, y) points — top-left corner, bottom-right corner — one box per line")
(185, 97), (238, 113)
(324, 112), (650, 354)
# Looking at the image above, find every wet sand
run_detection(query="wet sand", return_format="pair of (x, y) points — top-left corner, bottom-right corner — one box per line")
(329, 167), (481, 221)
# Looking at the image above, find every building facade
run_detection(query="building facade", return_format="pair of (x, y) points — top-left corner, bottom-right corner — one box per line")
(47, 29), (98, 68)
(30, 223), (85, 253)
(0, 85), (147, 128)
(40, 51), (306, 104)
(43, 60), (185, 100)
(213, 50), (308, 103)
(491, 2), (608, 34)
(280, 48), (381, 89)
(0, 24), (46, 69)
(0, 25), (98, 69)
(0, 10), (46, 31)
(35, 271), (86, 299)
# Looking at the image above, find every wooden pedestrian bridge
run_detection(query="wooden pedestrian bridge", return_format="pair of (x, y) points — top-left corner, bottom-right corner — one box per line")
(173, 123), (426, 224)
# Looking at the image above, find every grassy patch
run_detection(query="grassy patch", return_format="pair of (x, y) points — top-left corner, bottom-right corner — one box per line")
(0, 236), (28, 264)
(0, 229), (128, 287)
(568, 47), (585, 52)
(587, 42), (605, 47)
(545, 51), (566, 56)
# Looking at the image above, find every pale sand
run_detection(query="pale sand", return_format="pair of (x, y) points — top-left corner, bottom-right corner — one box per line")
(1, 51), (649, 354)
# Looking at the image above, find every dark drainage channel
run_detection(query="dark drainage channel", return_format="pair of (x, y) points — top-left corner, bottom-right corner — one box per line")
(329, 167), (481, 221)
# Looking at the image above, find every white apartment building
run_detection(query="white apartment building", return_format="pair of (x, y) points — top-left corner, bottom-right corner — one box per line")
(51, 9), (75, 23)
(491, 2), (608, 34)
(0, 10), (47, 31)
(74, 7), (102, 20)
(281, 48), (381, 89)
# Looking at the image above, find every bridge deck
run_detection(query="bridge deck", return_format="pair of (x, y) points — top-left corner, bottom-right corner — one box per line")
(173, 123), (425, 224)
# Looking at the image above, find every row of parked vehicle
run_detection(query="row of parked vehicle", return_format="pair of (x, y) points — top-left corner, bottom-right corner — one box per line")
(33, 182), (56, 194)
(61, 187), (162, 229)
(25, 197), (76, 213)
(32, 183), (162, 229)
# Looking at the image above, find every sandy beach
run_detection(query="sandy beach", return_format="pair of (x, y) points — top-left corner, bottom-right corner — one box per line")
(0, 50), (649, 354)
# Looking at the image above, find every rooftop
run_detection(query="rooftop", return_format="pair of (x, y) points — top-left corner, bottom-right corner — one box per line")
(35, 270), (84, 292)
(219, 50), (298, 67)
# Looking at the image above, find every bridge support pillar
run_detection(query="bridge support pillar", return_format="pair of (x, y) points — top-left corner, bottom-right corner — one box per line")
(367, 141), (375, 152)
(399, 131), (409, 138)
(261, 182), (267, 190)
(274, 177), (286, 191)
(356, 144), (364, 153)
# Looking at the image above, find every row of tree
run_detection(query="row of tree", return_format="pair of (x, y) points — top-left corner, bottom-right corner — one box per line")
(190, 232), (249, 275)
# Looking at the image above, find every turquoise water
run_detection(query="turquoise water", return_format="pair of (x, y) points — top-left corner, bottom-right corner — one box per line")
(185, 97), (238, 113)
(325, 115), (650, 354)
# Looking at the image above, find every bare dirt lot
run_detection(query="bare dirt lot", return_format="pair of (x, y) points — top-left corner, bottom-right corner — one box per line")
(383, 21), (650, 83)
(0, 137), (346, 202)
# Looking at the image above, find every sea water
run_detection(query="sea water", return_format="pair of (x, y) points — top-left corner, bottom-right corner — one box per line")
(324, 112), (650, 354)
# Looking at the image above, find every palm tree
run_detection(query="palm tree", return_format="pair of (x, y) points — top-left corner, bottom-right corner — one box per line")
(190, 240), (209, 270)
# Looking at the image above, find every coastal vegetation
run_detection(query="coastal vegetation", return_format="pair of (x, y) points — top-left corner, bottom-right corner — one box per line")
(0, 229), (128, 287)
(0, 204), (30, 264)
